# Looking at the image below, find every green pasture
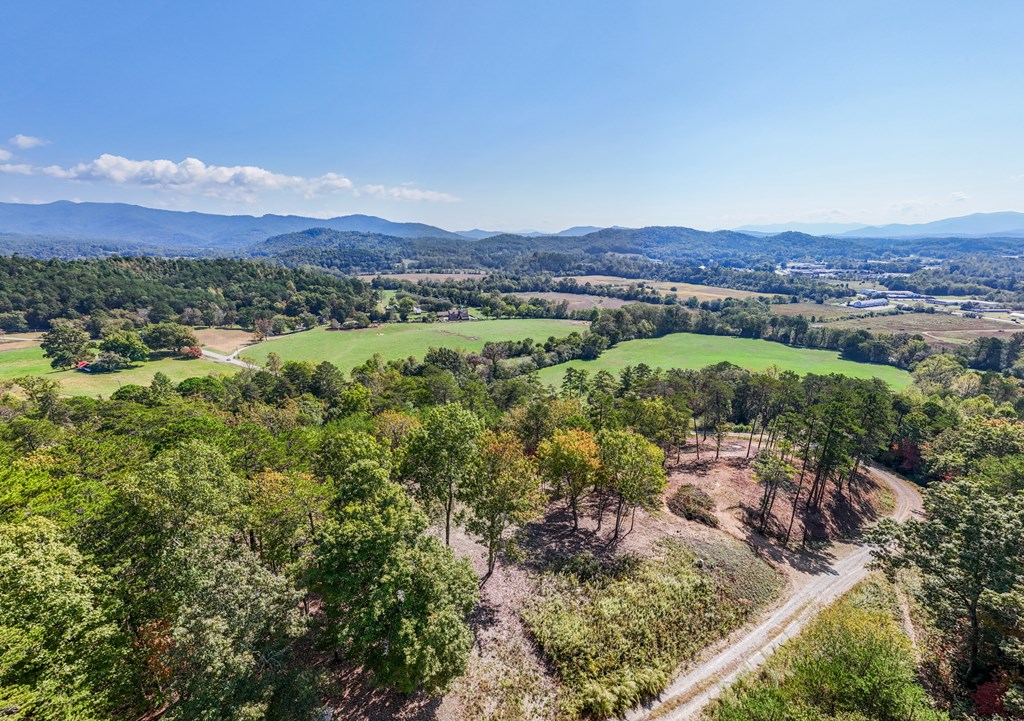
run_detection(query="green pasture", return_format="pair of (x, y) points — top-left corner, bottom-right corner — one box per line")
(240, 319), (590, 372)
(0, 346), (228, 397)
(536, 333), (911, 388)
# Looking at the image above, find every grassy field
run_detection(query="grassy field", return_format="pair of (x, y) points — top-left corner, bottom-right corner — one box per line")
(536, 332), (911, 388)
(0, 346), (228, 397)
(515, 291), (646, 311)
(240, 319), (589, 371)
(557, 275), (765, 302)
(833, 311), (1019, 346)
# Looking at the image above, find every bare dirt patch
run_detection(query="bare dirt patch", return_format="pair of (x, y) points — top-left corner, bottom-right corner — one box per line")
(194, 327), (255, 355)
(667, 436), (891, 583)
(0, 336), (41, 352)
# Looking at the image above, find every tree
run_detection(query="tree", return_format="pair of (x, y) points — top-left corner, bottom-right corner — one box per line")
(871, 478), (1024, 678)
(253, 317), (274, 342)
(537, 428), (601, 531)
(40, 321), (93, 368)
(752, 446), (795, 533)
(158, 535), (312, 721)
(0, 517), (133, 719)
(266, 351), (283, 374)
(313, 479), (478, 693)
(310, 361), (345, 402)
(148, 371), (177, 404)
(598, 429), (667, 539)
(462, 431), (545, 579)
(401, 404), (483, 545)
(561, 367), (590, 399)
(88, 350), (133, 372)
(0, 310), (28, 332)
(141, 322), (198, 353)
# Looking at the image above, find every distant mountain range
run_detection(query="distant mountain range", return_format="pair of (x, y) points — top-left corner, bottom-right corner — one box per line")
(838, 211), (1024, 238)
(734, 222), (869, 236)
(0, 200), (463, 250)
(454, 225), (606, 240)
(0, 202), (1022, 259)
(736, 212), (1024, 239)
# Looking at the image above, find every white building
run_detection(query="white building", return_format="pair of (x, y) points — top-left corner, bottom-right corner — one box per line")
(848, 298), (890, 309)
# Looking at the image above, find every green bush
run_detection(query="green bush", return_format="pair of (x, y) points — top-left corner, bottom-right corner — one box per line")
(710, 578), (947, 721)
(524, 540), (775, 718)
(668, 483), (719, 527)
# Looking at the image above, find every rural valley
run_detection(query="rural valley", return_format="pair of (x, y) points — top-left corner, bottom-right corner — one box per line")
(3, 3), (1023, 721)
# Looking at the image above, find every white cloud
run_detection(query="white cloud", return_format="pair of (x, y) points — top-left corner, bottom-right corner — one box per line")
(1, 152), (458, 203)
(362, 184), (459, 202)
(0, 149), (11, 162)
(0, 163), (34, 175)
(9, 134), (49, 149)
(950, 191), (969, 202)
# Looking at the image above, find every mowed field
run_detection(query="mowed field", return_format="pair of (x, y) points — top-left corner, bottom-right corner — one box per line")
(0, 345), (228, 397)
(241, 319), (590, 371)
(515, 291), (645, 311)
(535, 332), (911, 389)
(557, 275), (765, 301)
(832, 311), (1020, 346)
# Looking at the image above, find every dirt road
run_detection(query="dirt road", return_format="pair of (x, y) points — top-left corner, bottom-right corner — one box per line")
(627, 465), (922, 721)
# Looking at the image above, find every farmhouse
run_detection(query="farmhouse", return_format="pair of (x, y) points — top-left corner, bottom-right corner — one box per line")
(848, 298), (889, 309)
(436, 308), (471, 321)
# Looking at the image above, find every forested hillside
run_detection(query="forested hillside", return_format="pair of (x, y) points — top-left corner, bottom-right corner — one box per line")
(0, 256), (379, 330)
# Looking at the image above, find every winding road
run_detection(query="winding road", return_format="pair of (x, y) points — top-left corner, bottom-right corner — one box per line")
(200, 347), (261, 369)
(627, 465), (922, 721)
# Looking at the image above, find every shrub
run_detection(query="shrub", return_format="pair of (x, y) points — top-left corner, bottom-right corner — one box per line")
(181, 345), (203, 359)
(524, 540), (775, 718)
(710, 578), (948, 721)
(668, 483), (719, 527)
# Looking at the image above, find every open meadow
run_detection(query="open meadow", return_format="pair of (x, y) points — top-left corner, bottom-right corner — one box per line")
(514, 291), (646, 311)
(832, 311), (1019, 346)
(0, 345), (227, 397)
(557, 275), (765, 301)
(535, 332), (912, 388)
(241, 318), (589, 371)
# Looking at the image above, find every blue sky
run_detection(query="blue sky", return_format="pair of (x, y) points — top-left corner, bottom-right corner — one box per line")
(2, 1), (1022, 231)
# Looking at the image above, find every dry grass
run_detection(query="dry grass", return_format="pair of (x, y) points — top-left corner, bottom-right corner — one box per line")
(0, 336), (42, 352)
(193, 327), (255, 355)
(833, 311), (1020, 345)
(514, 292), (642, 310)
(771, 302), (893, 319)
(556, 276), (764, 301)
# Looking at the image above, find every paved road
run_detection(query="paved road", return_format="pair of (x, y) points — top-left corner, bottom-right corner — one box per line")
(201, 347), (260, 370)
(627, 465), (922, 721)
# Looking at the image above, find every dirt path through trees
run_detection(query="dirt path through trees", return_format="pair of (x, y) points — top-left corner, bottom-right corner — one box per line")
(627, 465), (922, 721)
